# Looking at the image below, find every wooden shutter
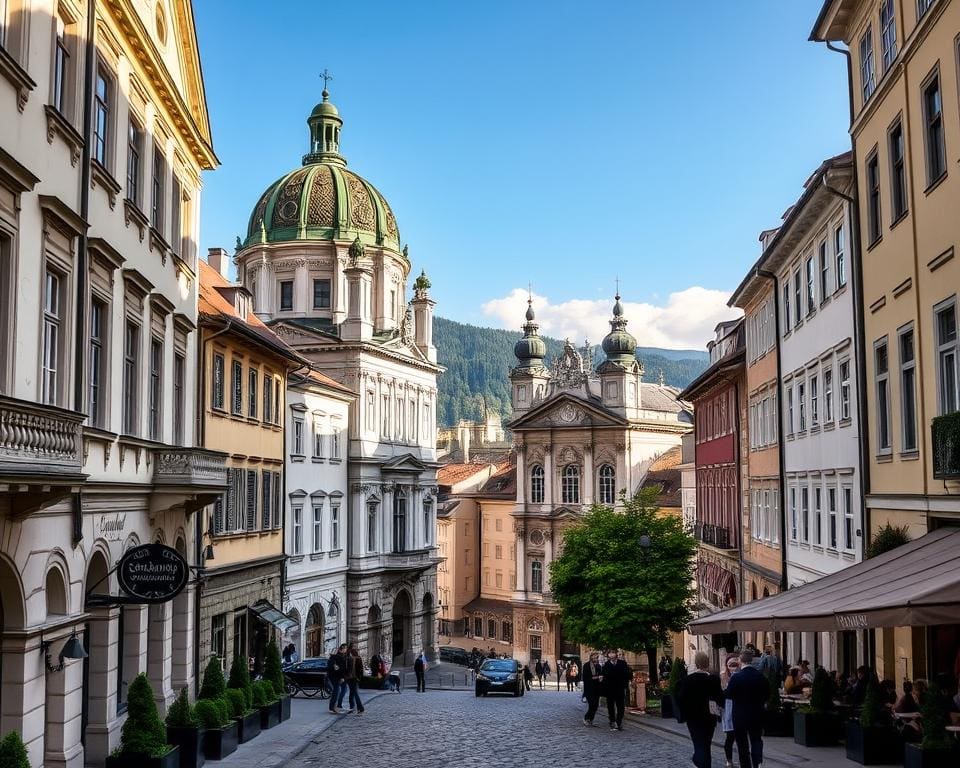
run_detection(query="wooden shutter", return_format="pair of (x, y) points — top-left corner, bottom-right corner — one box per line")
(246, 469), (258, 530)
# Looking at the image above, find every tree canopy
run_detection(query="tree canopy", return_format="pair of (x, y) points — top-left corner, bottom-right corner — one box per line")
(549, 487), (696, 654)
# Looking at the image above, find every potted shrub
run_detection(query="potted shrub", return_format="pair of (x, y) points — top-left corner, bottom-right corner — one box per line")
(904, 682), (956, 768)
(762, 669), (793, 737)
(846, 674), (902, 765)
(194, 700), (237, 761)
(0, 731), (31, 768)
(264, 639), (291, 722)
(667, 658), (687, 723)
(166, 688), (205, 768)
(254, 680), (281, 731)
(106, 673), (179, 768)
(794, 668), (839, 747)
(657, 676), (674, 719)
(226, 687), (260, 744)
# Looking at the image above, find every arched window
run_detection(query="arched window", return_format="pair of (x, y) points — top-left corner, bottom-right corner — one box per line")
(487, 618), (497, 639)
(502, 621), (513, 642)
(531, 560), (543, 593)
(561, 464), (580, 504)
(530, 464), (545, 503)
(598, 464), (615, 505)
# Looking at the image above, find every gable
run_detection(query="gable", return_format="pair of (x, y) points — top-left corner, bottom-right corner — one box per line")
(382, 454), (428, 474)
(510, 393), (627, 430)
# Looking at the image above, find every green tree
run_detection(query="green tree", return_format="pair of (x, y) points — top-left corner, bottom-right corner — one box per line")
(0, 731), (30, 768)
(549, 486), (696, 677)
(119, 673), (168, 757)
(866, 523), (910, 559)
(199, 656), (226, 700)
(228, 651), (253, 708)
(263, 638), (285, 698)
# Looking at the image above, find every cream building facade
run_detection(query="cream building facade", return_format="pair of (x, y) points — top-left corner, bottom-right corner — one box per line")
(0, 1), (220, 766)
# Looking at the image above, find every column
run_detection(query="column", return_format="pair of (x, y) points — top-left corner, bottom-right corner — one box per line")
(2, 636), (45, 768)
(516, 445), (526, 505)
(352, 486), (365, 555)
(294, 260), (308, 313)
(43, 631), (85, 768)
(514, 523), (526, 594)
(83, 607), (121, 764)
(583, 446), (594, 505)
(408, 485), (419, 550)
(147, 601), (174, 713)
(171, 584), (195, 696)
(382, 484), (394, 554)
(544, 444), (554, 506)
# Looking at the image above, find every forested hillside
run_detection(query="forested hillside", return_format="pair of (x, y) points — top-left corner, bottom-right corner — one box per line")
(434, 317), (708, 426)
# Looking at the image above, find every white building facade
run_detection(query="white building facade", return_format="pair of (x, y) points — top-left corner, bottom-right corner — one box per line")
(0, 2), (221, 767)
(283, 370), (354, 659)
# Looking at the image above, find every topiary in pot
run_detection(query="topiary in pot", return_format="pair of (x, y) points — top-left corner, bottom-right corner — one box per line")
(0, 730), (31, 768)
(193, 700), (222, 731)
(264, 639), (285, 699)
(809, 667), (836, 714)
(165, 688), (203, 768)
(228, 653), (253, 710)
(251, 680), (270, 707)
(859, 674), (882, 728)
(165, 688), (199, 729)
(919, 681), (951, 752)
(214, 697), (232, 726)
(119, 673), (169, 757)
(225, 689), (247, 719)
(199, 657), (226, 701)
(667, 658), (688, 723)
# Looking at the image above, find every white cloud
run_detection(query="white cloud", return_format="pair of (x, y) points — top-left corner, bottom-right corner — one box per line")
(481, 286), (742, 351)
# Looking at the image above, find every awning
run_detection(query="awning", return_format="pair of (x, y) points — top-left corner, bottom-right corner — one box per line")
(249, 599), (298, 633)
(463, 597), (514, 616)
(689, 527), (960, 634)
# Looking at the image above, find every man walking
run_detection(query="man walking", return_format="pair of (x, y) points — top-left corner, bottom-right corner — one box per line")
(414, 650), (427, 692)
(725, 649), (770, 768)
(602, 650), (631, 731)
(542, 659), (552, 688)
(535, 659), (544, 689)
(680, 652), (724, 768)
(327, 644), (348, 713)
(345, 648), (365, 714)
(757, 646), (781, 682)
(581, 652), (603, 726)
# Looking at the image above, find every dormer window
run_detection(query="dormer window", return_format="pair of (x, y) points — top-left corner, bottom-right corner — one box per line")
(235, 292), (250, 318)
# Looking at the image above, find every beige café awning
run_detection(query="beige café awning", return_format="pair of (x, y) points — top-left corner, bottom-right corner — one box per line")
(689, 527), (960, 634)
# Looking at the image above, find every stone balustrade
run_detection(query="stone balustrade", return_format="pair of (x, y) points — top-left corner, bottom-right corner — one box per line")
(0, 395), (84, 476)
(153, 447), (228, 489)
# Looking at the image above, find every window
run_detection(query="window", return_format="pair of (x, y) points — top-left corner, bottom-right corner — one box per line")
(332, 426), (341, 459)
(423, 500), (431, 546)
(786, 386), (794, 435)
(93, 65), (112, 166)
(843, 487), (855, 551)
(801, 486), (809, 543)
(561, 464), (580, 504)
(789, 487), (798, 541)
(52, 14), (70, 115)
(151, 146), (165, 231)
(231, 360), (242, 415)
(889, 120), (907, 220)
(531, 560), (543, 593)
(247, 369), (257, 418)
(173, 353), (185, 445)
(502, 619), (512, 642)
(312, 503), (323, 551)
(392, 493), (407, 553)
(824, 367), (833, 423)
(126, 120), (143, 205)
(899, 327), (917, 452)
(840, 360), (852, 420)
(783, 284), (791, 334)
(819, 240), (830, 300)
(880, 0), (897, 71)
(473, 617), (483, 637)
(835, 224), (846, 287)
(149, 338), (162, 440)
(409, 401), (417, 443)
(261, 470), (272, 529)
(828, 487), (838, 549)
(292, 505), (303, 555)
(210, 614), (226, 665)
(495, 544), (502, 560)
(41, 271), (62, 405)
(860, 26), (876, 102)
(89, 299), (106, 427)
(211, 352), (224, 409)
(382, 395), (390, 436)
(312, 278), (331, 309)
(936, 301), (958, 414)
(814, 486), (823, 546)
(805, 256), (815, 313)
(530, 464), (544, 503)
(917, 0), (935, 19)
(170, 176), (182, 255)
(232, 612), (247, 663)
(598, 464), (615, 505)
(367, 501), (377, 551)
(810, 374), (819, 427)
(867, 152), (882, 244)
(273, 379), (280, 424)
(331, 503), (340, 549)
(923, 72), (946, 185)
(293, 417), (304, 455)
(313, 419), (324, 458)
(875, 340), (891, 453)
(798, 381), (806, 431)
(245, 469), (258, 530)
(263, 373), (272, 422)
(123, 322), (140, 434)
(793, 271), (802, 325)
(279, 280), (293, 311)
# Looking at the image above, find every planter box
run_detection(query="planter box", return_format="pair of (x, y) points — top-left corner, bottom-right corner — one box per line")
(793, 710), (839, 747)
(202, 724), (237, 761)
(903, 744), (958, 768)
(106, 746), (179, 768)
(845, 721), (903, 765)
(167, 726), (205, 768)
(763, 708), (794, 738)
(235, 711), (260, 744)
(279, 694), (291, 722)
(660, 695), (674, 719)
(259, 700), (281, 730)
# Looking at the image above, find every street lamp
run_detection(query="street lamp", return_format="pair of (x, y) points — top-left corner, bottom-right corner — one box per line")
(41, 633), (88, 672)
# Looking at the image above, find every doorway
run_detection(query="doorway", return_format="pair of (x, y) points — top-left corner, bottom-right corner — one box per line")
(392, 591), (411, 662)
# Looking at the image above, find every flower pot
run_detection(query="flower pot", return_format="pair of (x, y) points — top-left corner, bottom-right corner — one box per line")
(259, 700), (281, 730)
(279, 694), (291, 722)
(845, 721), (903, 765)
(660, 694), (674, 719)
(202, 723), (237, 761)
(903, 743), (958, 768)
(235, 710), (260, 743)
(106, 746), (180, 768)
(793, 710), (839, 747)
(762, 708), (793, 738)
(167, 726), (205, 768)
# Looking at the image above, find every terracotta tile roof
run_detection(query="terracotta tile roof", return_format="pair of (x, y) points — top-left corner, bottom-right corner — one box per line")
(437, 463), (493, 487)
(290, 368), (354, 396)
(649, 445), (682, 472)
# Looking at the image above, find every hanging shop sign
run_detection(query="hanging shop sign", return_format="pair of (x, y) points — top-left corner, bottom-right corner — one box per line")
(117, 543), (189, 603)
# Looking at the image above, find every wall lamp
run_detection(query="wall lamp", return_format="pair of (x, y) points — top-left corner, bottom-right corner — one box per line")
(41, 633), (88, 672)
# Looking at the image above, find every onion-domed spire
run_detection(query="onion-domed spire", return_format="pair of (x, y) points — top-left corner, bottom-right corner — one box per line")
(514, 294), (547, 369)
(601, 291), (637, 365)
(303, 71), (345, 166)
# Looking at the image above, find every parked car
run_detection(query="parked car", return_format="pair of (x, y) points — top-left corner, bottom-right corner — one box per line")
(475, 658), (525, 697)
(439, 646), (472, 666)
(283, 657), (332, 698)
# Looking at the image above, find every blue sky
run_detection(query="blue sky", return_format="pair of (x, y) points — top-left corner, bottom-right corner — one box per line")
(194, 1), (848, 350)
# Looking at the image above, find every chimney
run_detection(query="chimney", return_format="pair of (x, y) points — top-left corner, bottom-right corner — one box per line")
(207, 247), (231, 279)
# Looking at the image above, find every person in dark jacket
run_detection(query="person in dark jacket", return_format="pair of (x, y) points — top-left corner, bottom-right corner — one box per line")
(346, 649), (366, 714)
(327, 644), (348, 713)
(724, 650), (770, 768)
(523, 663), (534, 691)
(679, 652), (724, 768)
(581, 652), (603, 726)
(602, 650), (631, 731)
(535, 659), (545, 689)
(414, 651), (427, 692)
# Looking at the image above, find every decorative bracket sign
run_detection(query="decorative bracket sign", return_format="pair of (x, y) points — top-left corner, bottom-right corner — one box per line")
(86, 543), (190, 608)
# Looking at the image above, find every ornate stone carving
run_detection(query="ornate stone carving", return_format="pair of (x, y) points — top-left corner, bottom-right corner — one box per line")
(551, 340), (588, 388)
(558, 446), (582, 465)
(528, 617), (545, 632)
(529, 529), (545, 546)
(512, 520), (526, 536)
(555, 402), (585, 424)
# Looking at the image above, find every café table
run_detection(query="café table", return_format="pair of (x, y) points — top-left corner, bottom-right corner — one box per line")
(893, 712), (921, 721)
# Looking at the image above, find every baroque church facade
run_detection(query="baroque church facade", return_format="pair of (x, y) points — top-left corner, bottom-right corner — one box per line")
(506, 296), (693, 663)
(234, 89), (442, 664)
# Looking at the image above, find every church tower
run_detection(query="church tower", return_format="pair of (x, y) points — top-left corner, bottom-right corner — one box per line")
(597, 293), (643, 419)
(509, 297), (550, 416)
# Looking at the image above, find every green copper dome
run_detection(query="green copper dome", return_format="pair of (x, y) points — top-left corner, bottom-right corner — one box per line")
(514, 298), (547, 367)
(601, 293), (638, 364)
(243, 90), (401, 252)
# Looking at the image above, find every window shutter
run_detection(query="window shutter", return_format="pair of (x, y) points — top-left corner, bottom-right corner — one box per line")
(214, 472), (226, 535)
(273, 471), (282, 528)
(262, 469), (271, 530)
(222, 468), (234, 532)
(246, 470), (257, 530)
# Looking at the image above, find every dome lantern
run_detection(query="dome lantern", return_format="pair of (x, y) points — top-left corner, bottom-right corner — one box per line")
(514, 296), (547, 369)
(303, 87), (345, 167)
(601, 292), (638, 365)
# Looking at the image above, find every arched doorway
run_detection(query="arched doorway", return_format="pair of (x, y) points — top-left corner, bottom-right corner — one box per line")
(0, 556), (26, 744)
(305, 604), (324, 658)
(421, 593), (435, 658)
(392, 591), (411, 663)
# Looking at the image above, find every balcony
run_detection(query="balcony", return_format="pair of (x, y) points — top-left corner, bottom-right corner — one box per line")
(0, 395), (85, 478)
(153, 448), (228, 490)
(932, 412), (960, 480)
(694, 522), (735, 550)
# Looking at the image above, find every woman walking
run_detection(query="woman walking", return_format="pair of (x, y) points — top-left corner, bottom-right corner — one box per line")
(566, 661), (579, 692)
(719, 653), (741, 768)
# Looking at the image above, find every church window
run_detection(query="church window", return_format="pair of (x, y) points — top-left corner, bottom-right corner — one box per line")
(313, 278), (331, 309)
(487, 619), (496, 638)
(598, 464), (616, 505)
(561, 464), (580, 504)
(531, 560), (543, 593)
(279, 280), (294, 311)
(530, 464), (544, 503)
